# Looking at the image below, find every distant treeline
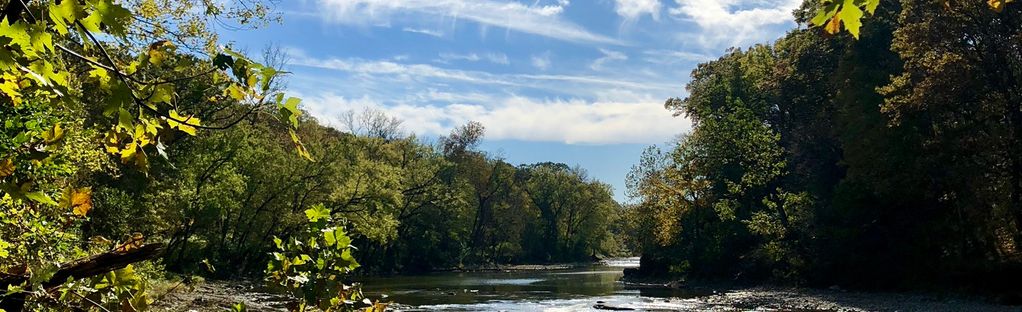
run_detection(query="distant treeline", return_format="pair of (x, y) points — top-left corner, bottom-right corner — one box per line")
(86, 107), (628, 276)
(624, 0), (1022, 291)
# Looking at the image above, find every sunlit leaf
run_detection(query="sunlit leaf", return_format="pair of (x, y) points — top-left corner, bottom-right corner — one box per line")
(167, 110), (200, 136)
(147, 40), (175, 65)
(25, 191), (57, 206)
(80, 0), (132, 36)
(41, 123), (64, 145)
(114, 233), (145, 252)
(304, 204), (331, 222)
(838, 0), (864, 39)
(64, 187), (93, 217)
(0, 158), (13, 179)
(149, 84), (174, 104)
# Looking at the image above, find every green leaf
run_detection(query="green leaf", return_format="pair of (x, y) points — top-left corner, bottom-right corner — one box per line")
(81, 0), (132, 36)
(304, 204), (331, 222)
(89, 67), (111, 86)
(212, 53), (235, 70)
(340, 249), (360, 271)
(280, 97), (301, 128)
(334, 228), (351, 248)
(150, 84), (174, 104)
(863, 0), (880, 14)
(118, 108), (134, 131)
(25, 191), (58, 206)
(0, 20), (31, 51)
(811, 3), (840, 27)
(0, 239), (11, 258)
(323, 228), (337, 247)
(838, 0), (864, 39)
(30, 29), (53, 55)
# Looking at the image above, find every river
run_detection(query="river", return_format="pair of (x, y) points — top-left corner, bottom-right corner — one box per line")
(358, 257), (706, 311)
(357, 257), (1017, 312)
(153, 257), (1018, 311)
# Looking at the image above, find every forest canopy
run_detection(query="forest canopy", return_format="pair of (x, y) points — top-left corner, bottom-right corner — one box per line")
(625, 0), (1022, 291)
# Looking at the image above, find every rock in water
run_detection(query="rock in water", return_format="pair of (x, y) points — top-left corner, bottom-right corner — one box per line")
(593, 304), (635, 311)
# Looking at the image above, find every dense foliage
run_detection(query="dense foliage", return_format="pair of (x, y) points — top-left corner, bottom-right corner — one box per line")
(1, 0), (627, 309)
(627, 0), (1022, 291)
(140, 112), (626, 275)
(0, 0), (372, 310)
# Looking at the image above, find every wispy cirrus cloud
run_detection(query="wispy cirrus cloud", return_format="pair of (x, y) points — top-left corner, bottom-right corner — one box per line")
(286, 48), (676, 94)
(642, 49), (715, 64)
(437, 52), (510, 65)
(282, 47), (688, 144)
(590, 48), (628, 70)
(402, 27), (444, 37)
(315, 0), (624, 45)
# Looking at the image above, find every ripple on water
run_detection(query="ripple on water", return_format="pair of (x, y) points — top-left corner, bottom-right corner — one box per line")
(398, 296), (702, 312)
(479, 278), (545, 286)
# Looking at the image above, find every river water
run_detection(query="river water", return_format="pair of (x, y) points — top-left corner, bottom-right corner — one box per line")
(152, 257), (1019, 311)
(358, 258), (712, 311)
(357, 257), (1019, 312)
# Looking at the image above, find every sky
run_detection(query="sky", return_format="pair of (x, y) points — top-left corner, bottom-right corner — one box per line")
(220, 0), (803, 202)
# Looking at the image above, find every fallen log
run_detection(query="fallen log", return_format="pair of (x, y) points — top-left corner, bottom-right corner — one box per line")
(0, 243), (165, 311)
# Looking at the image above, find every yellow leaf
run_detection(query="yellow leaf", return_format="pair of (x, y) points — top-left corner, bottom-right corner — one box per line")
(66, 187), (93, 217)
(290, 130), (313, 161)
(167, 110), (200, 136)
(227, 84), (247, 101)
(104, 130), (122, 154)
(0, 158), (13, 178)
(41, 123), (64, 144)
(0, 73), (21, 106)
(989, 0), (1014, 12)
(115, 233), (145, 252)
(147, 40), (173, 65)
(120, 142), (138, 164)
(825, 15), (842, 35)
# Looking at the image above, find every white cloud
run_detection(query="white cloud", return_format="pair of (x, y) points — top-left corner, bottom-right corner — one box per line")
(284, 48), (678, 98)
(668, 0), (800, 49)
(614, 0), (661, 21)
(297, 92), (690, 144)
(531, 52), (551, 70)
(286, 48), (514, 85)
(590, 48), (628, 70)
(642, 49), (714, 64)
(402, 27), (444, 37)
(437, 52), (510, 65)
(316, 0), (623, 45)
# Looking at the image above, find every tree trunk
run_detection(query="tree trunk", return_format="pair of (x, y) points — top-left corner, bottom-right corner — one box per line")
(0, 244), (165, 311)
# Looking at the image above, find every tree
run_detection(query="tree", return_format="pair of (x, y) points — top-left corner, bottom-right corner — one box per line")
(0, 0), (304, 309)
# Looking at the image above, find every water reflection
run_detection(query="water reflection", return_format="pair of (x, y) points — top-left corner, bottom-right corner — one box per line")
(358, 258), (706, 311)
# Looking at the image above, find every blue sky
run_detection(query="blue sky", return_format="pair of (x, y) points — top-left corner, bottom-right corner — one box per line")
(220, 0), (801, 202)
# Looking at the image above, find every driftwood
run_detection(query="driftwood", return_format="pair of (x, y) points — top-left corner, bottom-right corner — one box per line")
(0, 243), (165, 311)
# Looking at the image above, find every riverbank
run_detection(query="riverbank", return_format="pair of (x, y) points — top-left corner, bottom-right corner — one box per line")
(152, 280), (289, 312)
(681, 286), (1016, 312)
